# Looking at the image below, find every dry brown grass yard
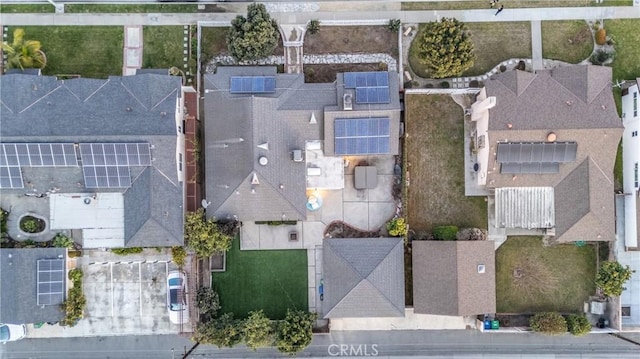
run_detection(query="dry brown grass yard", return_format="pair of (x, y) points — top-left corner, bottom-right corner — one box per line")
(404, 94), (487, 238)
(304, 26), (398, 56)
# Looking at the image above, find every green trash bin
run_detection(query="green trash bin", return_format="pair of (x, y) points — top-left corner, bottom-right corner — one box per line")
(491, 320), (499, 330)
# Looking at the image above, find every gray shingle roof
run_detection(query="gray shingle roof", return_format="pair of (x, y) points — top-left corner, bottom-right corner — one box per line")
(0, 248), (66, 324)
(203, 67), (336, 221)
(0, 74), (184, 247)
(485, 66), (623, 243)
(412, 241), (496, 316)
(322, 238), (405, 318)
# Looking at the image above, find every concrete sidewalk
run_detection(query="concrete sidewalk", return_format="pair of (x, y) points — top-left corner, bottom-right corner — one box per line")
(1, 6), (639, 26)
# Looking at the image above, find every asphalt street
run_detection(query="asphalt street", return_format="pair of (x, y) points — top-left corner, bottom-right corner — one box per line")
(3, 330), (640, 359)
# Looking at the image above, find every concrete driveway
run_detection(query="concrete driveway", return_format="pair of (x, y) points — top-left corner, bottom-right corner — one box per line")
(26, 249), (187, 338)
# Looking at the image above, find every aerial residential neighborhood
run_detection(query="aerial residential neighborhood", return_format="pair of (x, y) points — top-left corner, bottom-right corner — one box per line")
(0, 1), (639, 358)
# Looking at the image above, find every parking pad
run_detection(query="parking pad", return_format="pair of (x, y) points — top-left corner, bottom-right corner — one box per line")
(76, 261), (183, 336)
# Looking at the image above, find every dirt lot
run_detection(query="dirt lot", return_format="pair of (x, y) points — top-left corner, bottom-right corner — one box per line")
(304, 26), (398, 56)
(304, 63), (387, 83)
(404, 94), (487, 237)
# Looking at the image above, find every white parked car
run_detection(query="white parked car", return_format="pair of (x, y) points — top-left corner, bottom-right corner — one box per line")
(167, 271), (189, 324)
(0, 323), (27, 343)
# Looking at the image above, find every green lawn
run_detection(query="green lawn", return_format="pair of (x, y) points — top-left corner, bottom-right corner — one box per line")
(496, 236), (597, 313)
(64, 4), (198, 13)
(7, 26), (123, 79)
(409, 22), (531, 78)
(142, 26), (185, 69)
(211, 237), (308, 320)
(542, 21), (594, 63)
(0, 4), (54, 13)
(606, 19), (640, 81)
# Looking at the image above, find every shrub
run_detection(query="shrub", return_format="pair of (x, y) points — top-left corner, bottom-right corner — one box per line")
(432, 225), (458, 241)
(193, 313), (243, 348)
(424, 83), (434, 88)
(415, 18), (476, 78)
(530, 312), (567, 335)
(196, 287), (221, 321)
(388, 19), (402, 32)
(307, 19), (320, 35)
(185, 209), (233, 258)
(172, 246), (187, 268)
(243, 310), (274, 350)
(0, 208), (8, 237)
(469, 80), (479, 88)
(21, 218), (39, 233)
(595, 28), (607, 45)
(62, 268), (85, 327)
(440, 81), (451, 88)
(111, 247), (143, 255)
(499, 65), (507, 72)
(276, 310), (317, 355)
(68, 268), (83, 283)
(595, 261), (634, 297)
(516, 60), (526, 71)
(52, 233), (74, 248)
(590, 50), (613, 66)
(387, 218), (408, 237)
(566, 314), (591, 336)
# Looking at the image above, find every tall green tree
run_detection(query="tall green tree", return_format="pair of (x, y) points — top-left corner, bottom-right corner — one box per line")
(243, 310), (274, 350)
(416, 18), (475, 79)
(227, 3), (279, 62)
(2, 28), (47, 70)
(276, 310), (317, 355)
(184, 208), (233, 258)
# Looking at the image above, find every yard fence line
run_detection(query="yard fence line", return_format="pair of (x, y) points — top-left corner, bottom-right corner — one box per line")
(320, 19), (389, 26)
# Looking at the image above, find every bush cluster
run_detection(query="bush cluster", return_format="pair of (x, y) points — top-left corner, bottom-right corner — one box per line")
(307, 19), (320, 35)
(386, 217), (408, 237)
(529, 312), (567, 335)
(566, 314), (591, 336)
(595, 261), (634, 297)
(172, 246), (187, 268)
(111, 247), (143, 255)
(62, 268), (86, 327)
(52, 233), (74, 248)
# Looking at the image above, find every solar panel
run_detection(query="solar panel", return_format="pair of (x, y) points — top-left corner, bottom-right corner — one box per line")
(334, 118), (391, 155)
(37, 259), (65, 306)
(83, 165), (131, 188)
(79, 143), (151, 167)
(0, 166), (24, 188)
(344, 72), (389, 88)
(500, 162), (560, 174)
(497, 142), (577, 164)
(0, 143), (78, 167)
(230, 76), (276, 94)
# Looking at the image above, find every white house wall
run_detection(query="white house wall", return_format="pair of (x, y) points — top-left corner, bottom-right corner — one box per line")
(622, 82), (640, 249)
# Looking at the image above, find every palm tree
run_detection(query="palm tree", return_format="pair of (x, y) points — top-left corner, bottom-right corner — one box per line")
(1, 29), (47, 70)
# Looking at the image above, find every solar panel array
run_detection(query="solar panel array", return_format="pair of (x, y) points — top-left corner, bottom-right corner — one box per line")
(343, 72), (390, 104)
(0, 143), (78, 189)
(497, 142), (577, 174)
(79, 143), (150, 188)
(0, 143), (77, 167)
(37, 259), (65, 306)
(334, 118), (391, 155)
(0, 166), (23, 189)
(230, 76), (276, 94)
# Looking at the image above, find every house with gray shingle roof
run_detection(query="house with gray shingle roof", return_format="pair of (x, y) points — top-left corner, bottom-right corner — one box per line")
(0, 73), (185, 248)
(470, 65), (623, 243)
(412, 240), (496, 316)
(203, 67), (400, 222)
(0, 248), (66, 324)
(322, 238), (405, 318)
